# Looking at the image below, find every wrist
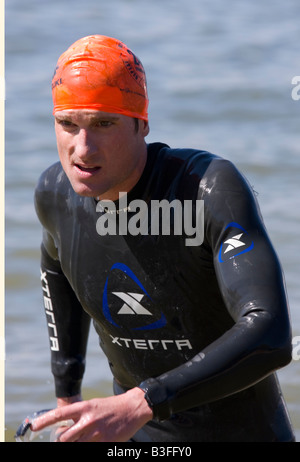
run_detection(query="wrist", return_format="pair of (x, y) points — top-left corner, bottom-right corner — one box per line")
(125, 387), (153, 422)
(57, 393), (82, 407)
(138, 378), (171, 421)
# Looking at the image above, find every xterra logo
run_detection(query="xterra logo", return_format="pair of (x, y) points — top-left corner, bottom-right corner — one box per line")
(102, 263), (193, 351)
(102, 262), (167, 331)
(113, 292), (152, 316)
(223, 233), (246, 254)
(218, 222), (254, 262)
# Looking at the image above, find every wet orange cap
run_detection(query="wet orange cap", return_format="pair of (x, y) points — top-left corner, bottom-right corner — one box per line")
(52, 35), (149, 121)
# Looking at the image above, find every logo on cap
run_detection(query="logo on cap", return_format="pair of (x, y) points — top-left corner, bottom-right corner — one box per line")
(122, 48), (146, 90)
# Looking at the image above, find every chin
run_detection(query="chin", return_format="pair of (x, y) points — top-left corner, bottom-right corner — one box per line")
(71, 181), (99, 198)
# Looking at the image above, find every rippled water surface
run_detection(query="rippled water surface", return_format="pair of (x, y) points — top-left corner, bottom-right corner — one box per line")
(5, 0), (300, 442)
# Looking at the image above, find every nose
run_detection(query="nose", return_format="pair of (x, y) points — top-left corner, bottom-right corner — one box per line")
(75, 128), (99, 161)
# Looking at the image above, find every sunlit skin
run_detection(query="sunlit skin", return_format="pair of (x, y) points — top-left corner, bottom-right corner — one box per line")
(54, 110), (150, 201)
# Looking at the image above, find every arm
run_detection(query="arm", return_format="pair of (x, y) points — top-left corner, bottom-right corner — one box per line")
(40, 243), (91, 399)
(138, 159), (293, 420)
(34, 164), (91, 398)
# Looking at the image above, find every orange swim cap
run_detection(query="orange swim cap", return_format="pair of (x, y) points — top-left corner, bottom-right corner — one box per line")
(52, 35), (149, 121)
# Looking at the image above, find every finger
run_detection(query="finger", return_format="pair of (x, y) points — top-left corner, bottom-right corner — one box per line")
(55, 422), (85, 443)
(54, 417), (102, 443)
(31, 405), (80, 431)
(50, 424), (72, 442)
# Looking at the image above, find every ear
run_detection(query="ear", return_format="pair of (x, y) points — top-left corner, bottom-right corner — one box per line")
(140, 119), (150, 137)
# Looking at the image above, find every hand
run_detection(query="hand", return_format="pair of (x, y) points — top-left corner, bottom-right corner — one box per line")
(31, 388), (153, 442)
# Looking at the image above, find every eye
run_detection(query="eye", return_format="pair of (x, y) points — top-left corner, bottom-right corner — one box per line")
(94, 120), (113, 128)
(57, 119), (76, 128)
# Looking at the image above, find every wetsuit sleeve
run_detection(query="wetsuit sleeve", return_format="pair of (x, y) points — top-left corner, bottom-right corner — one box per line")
(139, 159), (293, 421)
(34, 164), (91, 398)
(40, 241), (91, 398)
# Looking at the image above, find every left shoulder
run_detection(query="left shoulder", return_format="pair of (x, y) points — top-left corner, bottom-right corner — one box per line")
(197, 155), (255, 198)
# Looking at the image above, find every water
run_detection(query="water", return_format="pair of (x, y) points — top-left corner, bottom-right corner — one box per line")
(5, 0), (300, 442)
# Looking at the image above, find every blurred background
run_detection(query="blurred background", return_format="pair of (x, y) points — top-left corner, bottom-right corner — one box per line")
(5, 0), (300, 442)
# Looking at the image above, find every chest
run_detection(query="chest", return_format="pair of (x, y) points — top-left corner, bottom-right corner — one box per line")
(54, 202), (224, 341)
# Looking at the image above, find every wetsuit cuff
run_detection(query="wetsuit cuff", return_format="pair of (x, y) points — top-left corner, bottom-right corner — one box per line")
(54, 378), (82, 398)
(138, 378), (172, 421)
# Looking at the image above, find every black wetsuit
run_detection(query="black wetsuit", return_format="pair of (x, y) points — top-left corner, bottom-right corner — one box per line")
(34, 143), (295, 442)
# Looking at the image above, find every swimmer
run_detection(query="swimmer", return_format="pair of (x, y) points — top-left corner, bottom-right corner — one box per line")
(31, 35), (295, 442)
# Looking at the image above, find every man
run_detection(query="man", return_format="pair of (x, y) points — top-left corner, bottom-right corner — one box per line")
(32, 35), (295, 442)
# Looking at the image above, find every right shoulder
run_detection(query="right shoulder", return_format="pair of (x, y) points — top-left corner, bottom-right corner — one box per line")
(34, 162), (69, 228)
(35, 161), (65, 194)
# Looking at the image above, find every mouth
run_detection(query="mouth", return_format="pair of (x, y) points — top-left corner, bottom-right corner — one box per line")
(74, 164), (101, 177)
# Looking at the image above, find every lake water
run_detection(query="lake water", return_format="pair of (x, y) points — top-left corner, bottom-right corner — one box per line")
(4, 0), (300, 442)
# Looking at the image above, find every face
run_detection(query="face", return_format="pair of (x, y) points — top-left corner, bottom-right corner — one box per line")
(54, 110), (149, 200)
